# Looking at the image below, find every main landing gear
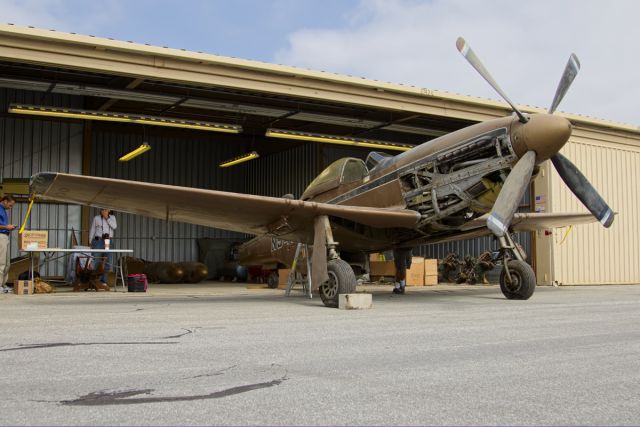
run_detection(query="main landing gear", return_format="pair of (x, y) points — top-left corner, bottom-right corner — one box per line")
(313, 215), (357, 308)
(496, 233), (536, 300)
(318, 259), (357, 308)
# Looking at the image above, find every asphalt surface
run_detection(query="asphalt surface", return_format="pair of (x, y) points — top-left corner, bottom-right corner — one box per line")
(1, 283), (639, 426)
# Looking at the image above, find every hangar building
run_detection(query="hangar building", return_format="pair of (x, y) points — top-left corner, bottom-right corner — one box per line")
(0, 24), (638, 285)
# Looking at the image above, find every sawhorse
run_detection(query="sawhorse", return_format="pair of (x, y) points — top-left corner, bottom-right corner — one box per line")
(285, 243), (313, 299)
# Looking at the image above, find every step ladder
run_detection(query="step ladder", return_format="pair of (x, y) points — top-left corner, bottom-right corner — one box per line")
(285, 243), (313, 299)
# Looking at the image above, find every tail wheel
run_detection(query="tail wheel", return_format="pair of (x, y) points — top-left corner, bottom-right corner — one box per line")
(499, 260), (536, 300)
(318, 259), (357, 308)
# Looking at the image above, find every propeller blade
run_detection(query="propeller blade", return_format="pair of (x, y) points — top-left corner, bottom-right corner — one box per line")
(456, 37), (528, 123)
(548, 53), (581, 114)
(551, 153), (614, 227)
(487, 151), (537, 237)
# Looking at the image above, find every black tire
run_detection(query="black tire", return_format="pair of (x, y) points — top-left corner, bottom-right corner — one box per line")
(499, 260), (536, 300)
(267, 271), (279, 289)
(318, 259), (357, 308)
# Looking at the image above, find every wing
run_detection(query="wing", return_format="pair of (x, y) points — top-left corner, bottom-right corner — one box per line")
(423, 212), (602, 245)
(30, 172), (420, 242)
(507, 212), (602, 231)
(461, 212), (600, 232)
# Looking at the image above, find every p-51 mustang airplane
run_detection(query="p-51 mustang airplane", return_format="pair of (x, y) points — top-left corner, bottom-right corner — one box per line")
(29, 38), (613, 307)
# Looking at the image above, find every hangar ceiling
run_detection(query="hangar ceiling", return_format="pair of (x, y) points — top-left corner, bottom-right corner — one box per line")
(0, 59), (474, 157)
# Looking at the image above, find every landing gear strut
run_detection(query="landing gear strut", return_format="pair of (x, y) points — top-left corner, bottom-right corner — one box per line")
(313, 215), (357, 308)
(497, 233), (536, 300)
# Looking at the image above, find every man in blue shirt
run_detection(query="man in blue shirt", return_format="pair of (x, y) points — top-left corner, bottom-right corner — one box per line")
(0, 195), (17, 293)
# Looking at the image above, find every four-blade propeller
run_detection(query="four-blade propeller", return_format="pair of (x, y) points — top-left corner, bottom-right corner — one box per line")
(456, 37), (614, 236)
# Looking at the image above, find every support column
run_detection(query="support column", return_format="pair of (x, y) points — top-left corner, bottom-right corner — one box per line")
(80, 121), (92, 246)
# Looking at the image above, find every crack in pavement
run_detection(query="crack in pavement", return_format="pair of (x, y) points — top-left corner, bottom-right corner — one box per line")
(182, 364), (238, 380)
(162, 328), (197, 339)
(61, 376), (287, 406)
(3, 327), (205, 352)
(0, 342), (179, 351)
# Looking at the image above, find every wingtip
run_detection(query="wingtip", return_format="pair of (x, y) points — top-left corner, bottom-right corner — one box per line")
(455, 37), (466, 53)
(30, 172), (58, 195)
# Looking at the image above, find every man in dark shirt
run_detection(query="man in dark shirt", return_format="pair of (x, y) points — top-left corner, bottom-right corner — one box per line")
(0, 195), (17, 293)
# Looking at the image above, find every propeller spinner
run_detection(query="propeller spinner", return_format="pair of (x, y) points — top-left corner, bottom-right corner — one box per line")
(456, 37), (614, 237)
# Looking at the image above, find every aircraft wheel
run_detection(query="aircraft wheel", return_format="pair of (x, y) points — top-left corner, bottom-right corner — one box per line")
(267, 271), (279, 289)
(499, 260), (536, 300)
(319, 259), (357, 308)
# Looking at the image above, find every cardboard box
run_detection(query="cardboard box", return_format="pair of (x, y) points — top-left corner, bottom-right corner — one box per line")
(425, 275), (438, 286)
(406, 256), (425, 286)
(19, 230), (48, 250)
(424, 259), (438, 276)
(369, 253), (386, 262)
(424, 259), (438, 286)
(8, 256), (33, 284)
(277, 268), (291, 289)
(15, 280), (34, 295)
(370, 261), (395, 277)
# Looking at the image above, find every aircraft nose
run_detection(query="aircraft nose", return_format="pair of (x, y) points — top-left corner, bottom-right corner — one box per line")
(510, 114), (572, 162)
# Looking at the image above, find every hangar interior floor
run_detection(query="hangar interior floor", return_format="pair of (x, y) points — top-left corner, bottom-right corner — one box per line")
(6, 280), (497, 298)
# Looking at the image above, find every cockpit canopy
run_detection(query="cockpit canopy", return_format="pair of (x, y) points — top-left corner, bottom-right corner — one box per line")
(301, 157), (368, 200)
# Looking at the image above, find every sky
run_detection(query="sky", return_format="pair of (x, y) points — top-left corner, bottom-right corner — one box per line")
(1, 0), (638, 126)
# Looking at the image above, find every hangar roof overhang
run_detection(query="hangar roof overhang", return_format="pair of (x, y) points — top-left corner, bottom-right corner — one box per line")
(0, 23), (637, 154)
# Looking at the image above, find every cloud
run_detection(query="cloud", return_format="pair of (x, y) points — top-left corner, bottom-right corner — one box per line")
(0, 0), (125, 37)
(275, 0), (639, 125)
(1, 0), (636, 125)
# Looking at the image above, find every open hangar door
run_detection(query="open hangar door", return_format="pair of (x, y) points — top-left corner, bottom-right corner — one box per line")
(0, 72), (523, 274)
(1, 25), (545, 278)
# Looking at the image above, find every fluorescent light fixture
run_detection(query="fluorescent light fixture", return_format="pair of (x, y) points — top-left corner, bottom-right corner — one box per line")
(8, 104), (242, 133)
(119, 143), (151, 162)
(265, 128), (413, 152)
(219, 151), (260, 168)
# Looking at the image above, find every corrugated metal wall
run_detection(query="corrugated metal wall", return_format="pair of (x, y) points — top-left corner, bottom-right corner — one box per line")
(550, 137), (640, 284)
(90, 129), (248, 262)
(0, 88), (83, 275)
(322, 145), (369, 165)
(246, 143), (319, 198)
(245, 144), (370, 198)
